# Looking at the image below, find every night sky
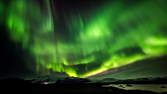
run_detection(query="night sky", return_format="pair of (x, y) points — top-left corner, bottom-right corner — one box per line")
(0, 0), (167, 79)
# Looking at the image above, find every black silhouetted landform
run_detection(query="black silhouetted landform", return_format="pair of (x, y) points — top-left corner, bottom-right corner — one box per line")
(0, 77), (167, 93)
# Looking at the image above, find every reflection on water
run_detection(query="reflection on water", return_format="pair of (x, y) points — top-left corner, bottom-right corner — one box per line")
(102, 84), (167, 93)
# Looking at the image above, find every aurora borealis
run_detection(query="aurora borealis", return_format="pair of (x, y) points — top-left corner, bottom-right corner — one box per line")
(1, 0), (167, 78)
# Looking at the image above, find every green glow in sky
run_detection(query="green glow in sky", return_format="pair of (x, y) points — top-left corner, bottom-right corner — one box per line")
(3, 0), (167, 77)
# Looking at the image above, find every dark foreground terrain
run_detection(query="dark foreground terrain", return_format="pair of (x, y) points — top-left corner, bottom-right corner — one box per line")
(0, 77), (167, 94)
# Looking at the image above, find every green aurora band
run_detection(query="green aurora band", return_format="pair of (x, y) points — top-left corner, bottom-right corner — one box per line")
(2, 0), (167, 77)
